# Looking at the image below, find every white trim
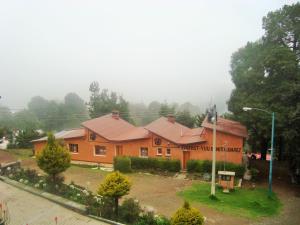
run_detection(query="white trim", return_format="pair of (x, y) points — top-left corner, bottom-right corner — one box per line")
(139, 147), (149, 158)
(70, 152), (79, 155)
(69, 143), (79, 154)
(166, 148), (171, 156)
(156, 147), (162, 156)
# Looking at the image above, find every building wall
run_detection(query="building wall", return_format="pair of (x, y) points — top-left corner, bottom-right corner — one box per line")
(186, 128), (244, 164)
(33, 127), (244, 168)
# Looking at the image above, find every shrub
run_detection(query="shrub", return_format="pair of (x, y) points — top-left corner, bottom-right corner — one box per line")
(187, 160), (198, 172)
(186, 159), (245, 177)
(130, 157), (181, 172)
(98, 171), (131, 217)
(134, 212), (170, 225)
(171, 201), (204, 225)
(23, 169), (39, 183)
(36, 133), (70, 182)
(119, 198), (142, 224)
(114, 156), (132, 173)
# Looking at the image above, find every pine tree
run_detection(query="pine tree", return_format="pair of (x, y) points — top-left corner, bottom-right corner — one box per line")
(37, 133), (71, 182)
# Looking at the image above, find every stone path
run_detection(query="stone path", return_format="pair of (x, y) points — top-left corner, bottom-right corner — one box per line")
(0, 181), (109, 225)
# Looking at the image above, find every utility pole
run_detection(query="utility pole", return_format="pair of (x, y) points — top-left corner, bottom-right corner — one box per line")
(269, 112), (275, 197)
(210, 104), (217, 196)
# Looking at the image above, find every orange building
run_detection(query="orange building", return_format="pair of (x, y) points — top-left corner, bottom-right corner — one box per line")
(32, 111), (247, 170)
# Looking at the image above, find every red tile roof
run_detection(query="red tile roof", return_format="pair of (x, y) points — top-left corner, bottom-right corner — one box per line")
(32, 128), (85, 142)
(81, 114), (149, 141)
(145, 117), (206, 145)
(33, 114), (247, 145)
(201, 116), (248, 138)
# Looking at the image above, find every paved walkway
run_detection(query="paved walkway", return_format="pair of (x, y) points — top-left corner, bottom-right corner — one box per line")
(0, 181), (108, 225)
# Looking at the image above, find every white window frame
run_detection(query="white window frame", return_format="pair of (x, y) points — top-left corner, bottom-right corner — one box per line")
(94, 145), (107, 157)
(166, 148), (171, 156)
(140, 147), (148, 158)
(156, 148), (162, 156)
(69, 143), (79, 154)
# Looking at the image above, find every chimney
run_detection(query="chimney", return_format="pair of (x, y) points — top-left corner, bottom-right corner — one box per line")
(167, 114), (175, 123)
(112, 110), (120, 120)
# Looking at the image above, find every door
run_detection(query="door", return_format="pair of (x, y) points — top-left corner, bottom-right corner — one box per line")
(116, 145), (123, 156)
(182, 151), (190, 170)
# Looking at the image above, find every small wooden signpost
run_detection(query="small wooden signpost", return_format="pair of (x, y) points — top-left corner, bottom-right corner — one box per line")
(218, 171), (235, 193)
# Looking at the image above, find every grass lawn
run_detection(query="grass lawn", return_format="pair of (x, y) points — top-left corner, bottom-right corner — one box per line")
(0, 148), (33, 161)
(178, 182), (282, 218)
(10, 148), (34, 158)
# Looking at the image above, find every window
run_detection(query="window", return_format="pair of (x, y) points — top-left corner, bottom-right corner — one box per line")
(90, 132), (96, 141)
(221, 175), (231, 181)
(140, 147), (148, 158)
(156, 148), (162, 156)
(95, 145), (106, 156)
(154, 138), (162, 145)
(69, 144), (79, 153)
(166, 148), (171, 156)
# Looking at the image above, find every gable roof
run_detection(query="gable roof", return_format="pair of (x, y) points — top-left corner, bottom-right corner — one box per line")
(81, 114), (149, 141)
(201, 116), (248, 138)
(32, 128), (85, 142)
(145, 117), (206, 145)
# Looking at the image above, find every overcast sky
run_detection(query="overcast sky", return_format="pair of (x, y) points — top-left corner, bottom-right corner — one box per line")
(0, 0), (297, 112)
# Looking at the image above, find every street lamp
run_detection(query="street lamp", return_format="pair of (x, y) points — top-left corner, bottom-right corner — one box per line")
(242, 106), (275, 197)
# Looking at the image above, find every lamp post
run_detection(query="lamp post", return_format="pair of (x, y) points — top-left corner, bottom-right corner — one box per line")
(243, 107), (275, 197)
(209, 105), (217, 197)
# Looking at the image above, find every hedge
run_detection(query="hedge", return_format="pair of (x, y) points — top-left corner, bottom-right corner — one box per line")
(187, 160), (245, 177)
(113, 156), (132, 173)
(130, 157), (181, 172)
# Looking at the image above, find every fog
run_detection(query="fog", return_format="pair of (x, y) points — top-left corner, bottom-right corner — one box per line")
(0, 0), (297, 112)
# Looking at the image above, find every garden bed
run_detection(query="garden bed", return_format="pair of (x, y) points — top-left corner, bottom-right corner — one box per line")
(0, 166), (171, 225)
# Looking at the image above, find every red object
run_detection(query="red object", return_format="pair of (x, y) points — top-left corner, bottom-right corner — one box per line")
(248, 152), (271, 161)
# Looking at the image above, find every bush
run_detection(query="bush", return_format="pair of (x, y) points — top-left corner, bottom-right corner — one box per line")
(114, 156), (132, 173)
(130, 157), (181, 172)
(23, 169), (39, 183)
(186, 159), (245, 177)
(119, 198), (142, 224)
(134, 212), (170, 225)
(171, 201), (204, 225)
(98, 171), (131, 218)
(187, 160), (198, 172)
(37, 133), (71, 182)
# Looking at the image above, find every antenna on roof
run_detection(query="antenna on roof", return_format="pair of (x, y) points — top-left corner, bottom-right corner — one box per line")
(207, 104), (217, 124)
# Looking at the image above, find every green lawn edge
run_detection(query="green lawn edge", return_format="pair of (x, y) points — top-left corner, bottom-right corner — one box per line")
(178, 182), (282, 219)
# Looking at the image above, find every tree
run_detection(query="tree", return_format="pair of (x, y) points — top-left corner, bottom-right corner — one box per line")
(97, 171), (131, 218)
(28, 96), (50, 121)
(0, 105), (14, 129)
(28, 93), (88, 131)
(13, 109), (40, 130)
(176, 110), (195, 128)
(227, 2), (300, 174)
(159, 103), (176, 117)
(171, 201), (204, 225)
(28, 96), (61, 131)
(15, 129), (41, 148)
(194, 113), (206, 127)
(88, 81), (132, 122)
(62, 92), (89, 128)
(262, 3), (300, 60)
(37, 133), (71, 182)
